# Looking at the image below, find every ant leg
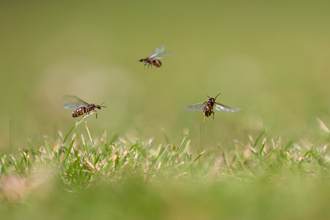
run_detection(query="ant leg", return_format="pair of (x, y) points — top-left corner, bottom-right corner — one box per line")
(203, 112), (206, 123)
(212, 112), (215, 120)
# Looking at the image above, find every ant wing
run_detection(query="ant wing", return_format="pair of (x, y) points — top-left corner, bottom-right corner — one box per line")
(62, 103), (85, 110)
(181, 101), (207, 111)
(153, 51), (173, 59)
(63, 95), (89, 107)
(214, 102), (241, 112)
(149, 45), (165, 58)
(63, 95), (89, 105)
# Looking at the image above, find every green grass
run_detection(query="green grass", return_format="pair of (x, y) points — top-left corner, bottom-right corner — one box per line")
(1, 117), (330, 219)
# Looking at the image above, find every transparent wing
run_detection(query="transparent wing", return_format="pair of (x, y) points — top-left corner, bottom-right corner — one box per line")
(62, 95), (89, 109)
(62, 103), (85, 110)
(153, 51), (173, 59)
(181, 101), (207, 111)
(149, 45), (165, 58)
(215, 102), (241, 112)
(63, 95), (89, 105)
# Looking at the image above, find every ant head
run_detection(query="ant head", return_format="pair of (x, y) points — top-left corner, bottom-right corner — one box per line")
(208, 93), (221, 100)
(96, 102), (106, 110)
(207, 93), (221, 102)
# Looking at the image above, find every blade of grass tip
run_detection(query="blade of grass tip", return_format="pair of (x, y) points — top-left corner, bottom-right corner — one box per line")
(101, 129), (107, 151)
(8, 155), (20, 173)
(19, 149), (29, 164)
(109, 133), (119, 145)
(1, 156), (8, 174)
(217, 143), (221, 151)
(177, 133), (188, 154)
(63, 125), (75, 144)
(252, 130), (266, 148)
(155, 144), (162, 158)
(58, 131), (64, 141)
(162, 131), (170, 145)
(179, 128), (190, 154)
(283, 140), (293, 151)
(85, 121), (93, 143)
(81, 134), (88, 153)
(271, 139), (280, 161)
(155, 145), (169, 163)
(317, 117), (330, 133)
(255, 151), (273, 168)
(188, 150), (205, 169)
(64, 134), (76, 164)
(223, 151), (233, 172)
(258, 138), (267, 157)
(182, 140), (191, 157)
(234, 146), (249, 174)
(27, 140), (36, 156)
(1, 158), (8, 174)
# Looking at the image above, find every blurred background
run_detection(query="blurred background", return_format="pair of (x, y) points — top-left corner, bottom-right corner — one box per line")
(1, 0), (330, 152)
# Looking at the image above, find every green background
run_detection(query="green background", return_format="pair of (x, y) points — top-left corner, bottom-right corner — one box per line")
(1, 1), (330, 219)
(1, 0), (330, 151)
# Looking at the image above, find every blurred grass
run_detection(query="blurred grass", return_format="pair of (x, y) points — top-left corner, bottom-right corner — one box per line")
(3, 178), (330, 220)
(1, 0), (330, 151)
(1, 121), (330, 219)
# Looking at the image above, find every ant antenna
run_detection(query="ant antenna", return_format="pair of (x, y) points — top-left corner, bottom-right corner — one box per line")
(214, 93), (221, 100)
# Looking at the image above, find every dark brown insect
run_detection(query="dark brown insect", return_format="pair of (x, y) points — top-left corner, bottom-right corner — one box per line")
(62, 95), (106, 119)
(139, 45), (173, 69)
(181, 93), (241, 123)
